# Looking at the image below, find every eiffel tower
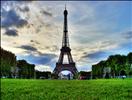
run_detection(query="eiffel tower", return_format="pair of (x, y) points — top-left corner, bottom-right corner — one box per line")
(53, 6), (78, 76)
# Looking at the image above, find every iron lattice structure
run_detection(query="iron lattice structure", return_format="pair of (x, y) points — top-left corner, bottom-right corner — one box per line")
(53, 7), (78, 76)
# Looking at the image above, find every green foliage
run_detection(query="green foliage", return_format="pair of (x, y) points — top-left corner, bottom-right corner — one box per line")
(78, 71), (91, 79)
(36, 71), (51, 79)
(17, 60), (35, 78)
(92, 53), (132, 78)
(1, 79), (132, 100)
(0, 47), (16, 77)
(0, 48), (35, 78)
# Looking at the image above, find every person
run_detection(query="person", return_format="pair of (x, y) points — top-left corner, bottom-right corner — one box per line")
(68, 73), (70, 80)
(122, 75), (126, 79)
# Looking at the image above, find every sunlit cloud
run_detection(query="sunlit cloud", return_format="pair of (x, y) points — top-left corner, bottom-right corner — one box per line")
(35, 65), (52, 72)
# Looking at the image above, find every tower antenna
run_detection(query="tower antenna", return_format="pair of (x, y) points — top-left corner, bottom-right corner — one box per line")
(65, 4), (66, 10)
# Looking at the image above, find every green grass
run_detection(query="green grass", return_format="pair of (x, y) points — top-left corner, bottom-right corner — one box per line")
(1, 79), (132, 100)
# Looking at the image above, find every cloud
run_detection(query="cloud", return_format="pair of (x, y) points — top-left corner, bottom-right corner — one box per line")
(4, 29), (18, 36)
(18, 53), (57, 66)
(84, 51), (108, 59)
(1, 9), (28, 28)
(40, 10), (52, 17)
(35, 65), (52, 72)
(18, 6), (30, 12)
(1, 1), (131, 72)
(30, 40), (40, 44)
(17, 19), (28, 27)
(18, 45), (37, 51)
(44, 45), (59, 52)
(123, 31), (132, 39)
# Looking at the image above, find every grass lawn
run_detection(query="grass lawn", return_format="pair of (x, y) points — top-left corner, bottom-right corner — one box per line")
(1, 79), (132, 100)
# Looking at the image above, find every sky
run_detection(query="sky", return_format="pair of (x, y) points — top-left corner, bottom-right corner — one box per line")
(1, 1), (132, 72)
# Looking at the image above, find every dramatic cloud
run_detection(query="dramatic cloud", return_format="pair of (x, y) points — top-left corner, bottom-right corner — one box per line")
(4, 29), (18, 36)
(29, 53), (57, 65)
(18, 6), (30, 12)
(18, 45), (37, 51)
(1, 9), (28, 28)
(17, 53), (57, 67)
(1, 1), (131, 72)
(40, 10), (52, 17)
(82, 51), (108, 60)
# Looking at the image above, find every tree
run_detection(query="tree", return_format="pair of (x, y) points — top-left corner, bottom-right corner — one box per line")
(92, 52), (132, 78)
(0, 47), (16, 77)
(17, 60), (35, 78)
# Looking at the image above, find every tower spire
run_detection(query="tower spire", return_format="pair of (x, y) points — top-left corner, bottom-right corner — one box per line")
(65, 4), (66, 10)
(62, 5), (69, 47)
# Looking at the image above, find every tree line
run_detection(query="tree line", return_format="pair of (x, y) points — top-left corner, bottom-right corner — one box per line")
(92, 53), (132, 79)
(1, 47), (16, 77)
(0, 47), (35, 78)
(17, 60), (35, 78)
(1, 47), (132, 79)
